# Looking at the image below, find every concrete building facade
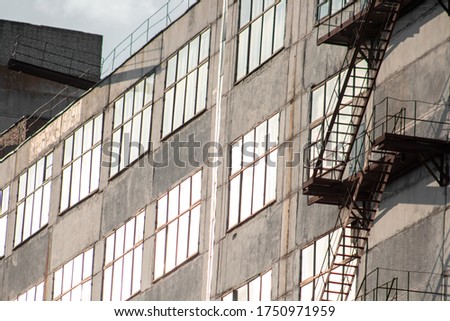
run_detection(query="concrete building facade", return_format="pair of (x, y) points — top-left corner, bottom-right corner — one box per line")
(0, 0), (449, 301)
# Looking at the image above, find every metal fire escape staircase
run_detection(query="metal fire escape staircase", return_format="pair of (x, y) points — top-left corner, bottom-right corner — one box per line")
(302, 0), (404, 301)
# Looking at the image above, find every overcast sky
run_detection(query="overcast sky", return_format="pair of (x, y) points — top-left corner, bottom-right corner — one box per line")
(0, 0), (161, 60)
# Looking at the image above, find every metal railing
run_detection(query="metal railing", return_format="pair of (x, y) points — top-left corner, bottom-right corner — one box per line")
(355, 267), (448, 301)
(100, 0), (198, 78)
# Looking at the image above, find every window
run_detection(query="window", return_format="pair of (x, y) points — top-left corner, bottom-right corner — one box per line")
(308, 60), (369, 173)
(0, 185), (10, 257)
(228, 114), (279, 229)
(162, 29), (210, 137)
(154, 171), (202, 280)
(14, 153), (53, 247)
(103, 211), (145, 301)
(236, 0), (286, 80)
(110, 74), (154, 177)
(317, 0), (352, 20)
(223, 270), (272, 301)
(53, 248), (94, 301)
(15, 281), (45, 301)
(61, 114), (103, 212)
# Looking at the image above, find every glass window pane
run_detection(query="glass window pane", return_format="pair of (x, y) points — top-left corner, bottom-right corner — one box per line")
(273, 0), (286, 50)
(177, 212), (189, 264)
(41, 182), (51, 227)
(173, 78), (186, 130)
(223, 292), (233, 301)
(240, 167), (253, 221)
(72, 253), (83, 286)
(301, 281), (313, 301)
(265, 150), (277, 203)
(179, 178), (191, 214)
(70, 158), (81, 207)
(62, 261), (73, 293)
(80, 152), (92, 200)
(2, 186), (9, 214)
(301, 245), (314, 281)
(105, 234), (115, 265)
(264, 0), (275, 9)
(83, 248), (94, 279)
(237, 285), (248, 301)
(35, 282), (44, 301)
(316, 235), (329, 274)
(157, 195), (168, 228)
(18, 173), (27, 201)
(240, 0), (252, 27)
(249, 277), (261, 301)
(112, 258), (123, 301)
(267, 113), (279, 149)
(124, 218), (135, 253)
(249, 16), (262, 72)
(168, 186), (179, 221)
(326, 74), (339, 113)
(115, 226), (125, 259)
(103, 266), (112, 301)
(54, 268), (63, 298)
(45, 153), (53, 180)
(90, 145), (101, 192)
(132, 244), (143, 294)
(14, 203), (25, 246)
(255, 121), (267, 157)
(252, 159), (266, 213)
(23, 195), (33, 240)
(252, 0), (263, 19)
(0, 216), (8, 257)
(191, 171), (202, 204)
(154, 230), (166, 279)
(188, 36), (199, 71)
(65, 135), (74, 166)
(140, 107), (152, 154)
(177, 45), (188, 80)
(81, 280), (91, 301)
(61, 167), (71, 212)
(35, 158), (45, 187)
(167, 56), (177, 87)
(228, 176), (241, 228)
(124, 90), (134, 122)
(199, 29), (210, 62)
(130, 114), (142, 164)
(73, 127), (83, 160)
(166, 220), (178, 272)
(185, 71), (198, 122)
(83, 120), (93, 153)
(144, 74), (154, 106)
(122, 251), (133, 299)
(188, 205), (200, 257)
(231, 139), (242, 175)
(135, 212), (145, 243)
(111, 129), (121, 177)
(93, 114), (103, 145)
(114, 97), (124, 129)
(261, 270), (272, 300)
(237, 29), (249, 80)
(312, 85), (325, 123)
(120, 122), (132, 169)
(31, 187), (42, 234)
(162, 88), (174, 137)
(196, 62), (208, 112)
(242, 130), (255, 166)
(261, 8), (275, 63)
(134, 80), (145, 114)
(27, 164), (36, 195)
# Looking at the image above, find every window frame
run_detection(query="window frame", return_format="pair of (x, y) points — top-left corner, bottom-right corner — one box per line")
(161, 28), (211, 139)
(0, 185), (10, 258)
(60, 113), (104, 214)
(235, 0), (287, 82)
(110, 72), (155, 179)
(14, 152), (53, 248)
(15, 281), (45, 301)
(153, 170), (202, 281)
(316, 0), (354, 22)
(102, 210), (146, 301)
(227, 113), (280, 230)
(222, 269), (272, 301)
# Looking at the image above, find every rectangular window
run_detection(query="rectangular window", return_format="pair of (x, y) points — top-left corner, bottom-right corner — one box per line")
(223, 270), (272, 301)
(154, 171), (202, 280)
(317, 0), (352, 21)
(103, 211), (145, 301)
(110, 74), (154, 177)
(228, 114), (279, 229)
(162, 29), (210, 137)
(236, 0), (286, 80)
(15, 281), (45, 301)
(61, 114), (103, 212)
(53, 248), (94, 301)
(0, 185), (10, 258)
(14, 153), (53, 247)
